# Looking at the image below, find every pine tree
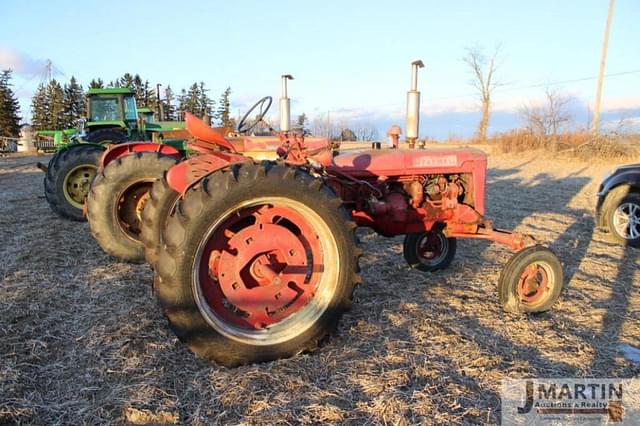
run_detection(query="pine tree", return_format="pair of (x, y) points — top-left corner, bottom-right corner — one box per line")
(179, 83), (204, 117)
(0, 70), (21, 137)
(216, 86), (234, 128)
(31, 83), (50, 130)
(119, 73), (135, 89)
(142, 80), (157, 110)
(132, 74), (144, 106)
(46, 79), (65, 129)
(63, 76), (85, 128)
(198, 82), (213, 118)
(163, 85), (176, 120)
(89, 78), (104, 89)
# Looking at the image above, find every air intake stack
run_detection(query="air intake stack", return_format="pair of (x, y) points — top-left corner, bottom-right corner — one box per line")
(280, 74), (294, 133)
(405, 60), (424, 149)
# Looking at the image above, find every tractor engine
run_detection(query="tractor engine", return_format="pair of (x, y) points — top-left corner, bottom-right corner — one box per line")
(328, 148), (487, 236)
(369, 175), (468, 219)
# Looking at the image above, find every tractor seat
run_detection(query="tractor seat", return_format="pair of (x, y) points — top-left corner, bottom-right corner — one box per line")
(184, 112), (237, 153)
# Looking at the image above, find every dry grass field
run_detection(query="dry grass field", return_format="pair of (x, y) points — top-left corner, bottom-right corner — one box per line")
(1, 151), (639, 424)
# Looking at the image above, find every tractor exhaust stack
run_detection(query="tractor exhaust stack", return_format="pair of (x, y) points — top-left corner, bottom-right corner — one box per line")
(280, 74), (294, 133)
(405, 60), (424, 148)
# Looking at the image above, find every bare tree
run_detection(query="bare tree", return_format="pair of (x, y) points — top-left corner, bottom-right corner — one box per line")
(354, 121), (379, 141)
(310, 115), (329, 137)
(521, 87), (572, 147)
(463, 45), (502, 140)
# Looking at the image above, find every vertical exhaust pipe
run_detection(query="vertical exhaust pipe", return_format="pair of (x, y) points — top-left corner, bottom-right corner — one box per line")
(280, 74), (294, 133)
(405, 60), (424, 148)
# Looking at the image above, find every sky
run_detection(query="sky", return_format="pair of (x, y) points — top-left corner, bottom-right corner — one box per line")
(1, 0), (639, 138)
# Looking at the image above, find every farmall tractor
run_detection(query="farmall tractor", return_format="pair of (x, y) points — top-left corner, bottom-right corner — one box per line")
(130, 62), (563, 367)
(41, 88), (186, 221)
(86, 75), (330, 263)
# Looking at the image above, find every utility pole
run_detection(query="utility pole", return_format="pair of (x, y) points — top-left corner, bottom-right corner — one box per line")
(326, 110), (331, 139)
(592, 0), (615, 135)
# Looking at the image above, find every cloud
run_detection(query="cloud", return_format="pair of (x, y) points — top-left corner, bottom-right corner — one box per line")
(0, 46), (60, 78)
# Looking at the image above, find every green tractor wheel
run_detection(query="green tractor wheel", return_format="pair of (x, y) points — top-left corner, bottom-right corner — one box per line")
(63, 164), (98, 209)
(44, 145), (104, 221)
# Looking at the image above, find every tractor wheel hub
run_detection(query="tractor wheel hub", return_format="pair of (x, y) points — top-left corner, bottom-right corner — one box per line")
(212, 221), (312, 329)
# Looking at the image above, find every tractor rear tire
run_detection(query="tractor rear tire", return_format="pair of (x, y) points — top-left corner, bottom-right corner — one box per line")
(154, 162), (362, 366)
(87, 152), (178, 263)
(140, 175), (180, 267)
(498, 245), (563, 313)
(403, 230), (456, 272)
(44, 145), (104, 221)
(85, 128), (128, 145)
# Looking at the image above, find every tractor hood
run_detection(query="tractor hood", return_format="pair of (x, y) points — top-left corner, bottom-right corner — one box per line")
(332, 147), (487, 176)
(145, 121), (186, 132)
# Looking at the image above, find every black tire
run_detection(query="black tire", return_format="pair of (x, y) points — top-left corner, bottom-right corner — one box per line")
(403, 230), (456, 272)
(85, 128), (128, 144)
(154, 162), (362, 366)
(604, 191), (640, 248)
(140, 175), (180, 267)
(87, 152), (178, 262)
(498, 245), (563, 313)
(44, 145), (104, 221)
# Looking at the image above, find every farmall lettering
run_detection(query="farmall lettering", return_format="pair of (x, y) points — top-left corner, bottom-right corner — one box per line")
(413, 155), (458, 168)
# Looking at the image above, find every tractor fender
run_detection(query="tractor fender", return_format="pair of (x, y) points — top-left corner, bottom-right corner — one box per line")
(166, 152), (251, 194)
(100, 142), (183, 169)
(56, 142), (105, 155)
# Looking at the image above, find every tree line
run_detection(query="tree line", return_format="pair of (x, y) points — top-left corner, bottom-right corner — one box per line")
(30, 72), (236, 131)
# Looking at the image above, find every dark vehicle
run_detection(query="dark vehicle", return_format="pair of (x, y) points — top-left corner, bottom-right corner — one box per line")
(596, 163), (640, 247)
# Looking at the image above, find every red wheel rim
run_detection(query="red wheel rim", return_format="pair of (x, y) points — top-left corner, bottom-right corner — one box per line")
(198, 203), (325, 331)
(517, 263), (549, 304)
(115, 180), (153, 241)
(416, 232), (446, 264)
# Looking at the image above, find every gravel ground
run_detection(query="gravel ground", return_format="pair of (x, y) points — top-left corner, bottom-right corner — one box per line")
(1, 152), (638, 424)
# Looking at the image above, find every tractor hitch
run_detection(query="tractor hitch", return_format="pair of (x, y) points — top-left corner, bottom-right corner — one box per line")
(36, 162), (48, 173)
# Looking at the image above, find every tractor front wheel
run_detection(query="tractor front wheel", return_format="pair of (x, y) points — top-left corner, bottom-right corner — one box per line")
(44, 145), (104, 221)
(87, 152), (178, 262)
(403, 230), (456, 272)
(154, 162), (362, 366)
(498, 245), (563, 313)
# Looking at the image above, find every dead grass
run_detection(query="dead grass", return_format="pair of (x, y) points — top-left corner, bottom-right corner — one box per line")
(1, 153), (639, 424)
(485, 130), (639, 162)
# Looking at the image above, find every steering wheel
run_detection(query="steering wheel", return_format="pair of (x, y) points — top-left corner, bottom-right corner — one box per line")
(237, 96), (273, 133)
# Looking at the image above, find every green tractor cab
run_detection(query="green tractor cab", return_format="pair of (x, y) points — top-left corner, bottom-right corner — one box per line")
(84, 87), (142, 144)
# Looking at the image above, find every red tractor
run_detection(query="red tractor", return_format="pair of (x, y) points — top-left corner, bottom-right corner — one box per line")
(145, 62), (563, 366)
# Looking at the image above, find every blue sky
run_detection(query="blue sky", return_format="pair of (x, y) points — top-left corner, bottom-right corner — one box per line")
(1, 0), (638, 138)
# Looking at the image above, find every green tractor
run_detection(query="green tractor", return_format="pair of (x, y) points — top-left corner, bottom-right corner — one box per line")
(41, 87), (186, 221)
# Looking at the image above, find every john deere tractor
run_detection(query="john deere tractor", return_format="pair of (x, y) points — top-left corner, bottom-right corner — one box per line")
(41, 88), (186, 221)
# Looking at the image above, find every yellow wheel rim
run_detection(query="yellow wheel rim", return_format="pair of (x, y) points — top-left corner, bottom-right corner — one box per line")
(63, 164), (97, 209)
